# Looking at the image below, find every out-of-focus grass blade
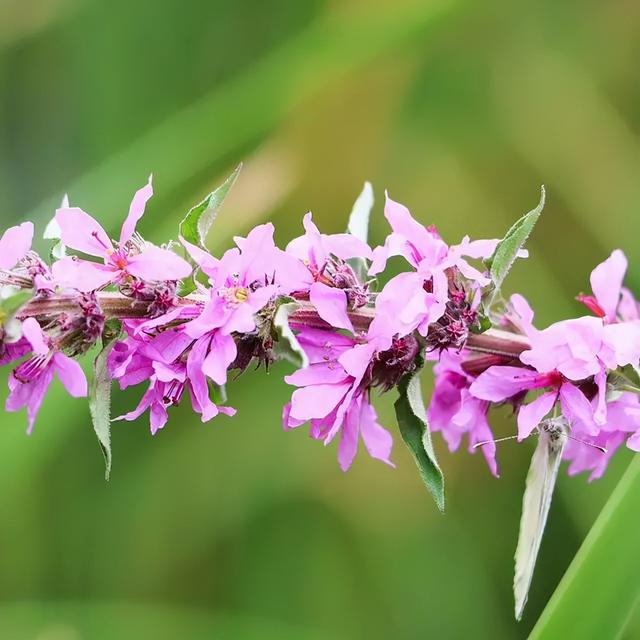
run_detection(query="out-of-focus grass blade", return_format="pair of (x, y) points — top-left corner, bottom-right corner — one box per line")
(530, 456), (640, 639)
(26, 0), (460, 243)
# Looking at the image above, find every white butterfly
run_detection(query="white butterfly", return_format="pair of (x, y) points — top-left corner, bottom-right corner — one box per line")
(476, 418), (607, 621)
(514, 419), (567, 621)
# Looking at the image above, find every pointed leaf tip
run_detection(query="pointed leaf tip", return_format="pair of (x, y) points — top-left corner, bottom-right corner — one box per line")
(179, 164), (243, 250)
(489, 185), (546, 301)
(395, 364), (445, 512)
(347, 181), (374, 243)
(89, 321), (122, 481)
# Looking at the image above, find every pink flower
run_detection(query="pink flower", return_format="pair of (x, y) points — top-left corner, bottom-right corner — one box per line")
(577, 250), (633, 321)
(369, 195), (498, 339)
(428, 350), (498, 476)
(0, 222), (34, 270)
(469, 312), (640, 441)
(6, 318), (87, 433)
(184, 223), (307, 386)
(285, 213), (373, 332)
(563, 392), (640, 481)
(52, 177), (192, 292)
(283, 327), (395, 471)
(110, 326), (234, 433)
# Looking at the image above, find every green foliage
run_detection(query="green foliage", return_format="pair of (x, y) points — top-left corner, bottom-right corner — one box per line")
(530, 457), (640, 639)
(395, 363), (445, 512)
(346, 181), (374, 281)
(179, 164), (242, 250)
(0, 289), (33, 320)
(487, 186), (546, 302)
(89, 320), (123, 480)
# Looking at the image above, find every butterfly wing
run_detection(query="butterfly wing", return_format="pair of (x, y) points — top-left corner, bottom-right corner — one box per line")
(514, 425), (566, 621)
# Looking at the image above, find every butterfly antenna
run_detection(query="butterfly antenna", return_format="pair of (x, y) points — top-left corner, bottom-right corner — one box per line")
(473, 435), (520, 449)
(566, 434), (608, 454)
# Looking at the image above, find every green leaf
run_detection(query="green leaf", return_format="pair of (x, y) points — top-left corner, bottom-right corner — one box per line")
(179, 164), (242, 249)
(272, 300), (309, 369)
(395, 364), (445, 512)
(347, 181), (374, 243)
(0, 289), (33, 319)
(176, 276), (197, 297)
(43, 195), (68, 260)
(529, 456), (640, 638)
(346, 182), (374, 281)
(89, 320), (123, 481)
(488, 186), (545, 300)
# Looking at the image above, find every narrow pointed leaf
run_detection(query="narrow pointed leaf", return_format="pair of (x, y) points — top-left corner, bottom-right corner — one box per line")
(395, 365), (445, 512)
(488, 186), (545, 300)
(89, 320), (122, 480)
(347, 181), (374, 242)
(179, 164), (242, 249)
(346, 181), (374, 281)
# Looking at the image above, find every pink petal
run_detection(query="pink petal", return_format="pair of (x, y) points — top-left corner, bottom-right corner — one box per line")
(338, 342), (376, 379)
(603, 321), (640, 368)
(593, 367), (608, 426)
(53, 353), (88, 397)
(0, 222), (34, 269)
(337, 402), (359, 471)
(126, 244), (193, 281)
(324, 233), (372, 261)
(150, 400), (169, 435)
(590, 249), (627, 321)
(470, 366), (541, 402)
(359, 399), (395, 468)
(507, 293), (537, 336)
(55, 207), (112, 257)
(187, 336), (219, 422)
(120, 175), (153, 245)
(459, 238), (499, 259)
(289, 382), (350, 421)
(627, 430), (640, 452)
(201, 332), (237, 386)
(517, 390), (557, 440)
(21, 318), (49, 355)
(180, 237), (219, 277)
(114, 385), (154, 422)
(559, 382), (598, 436)
(309, 282), (353, 332)
(285, 363), (347, 387)
(384, 195), (427, 250)
(52, 257), (115, 292)
(6, 367), (55, 435)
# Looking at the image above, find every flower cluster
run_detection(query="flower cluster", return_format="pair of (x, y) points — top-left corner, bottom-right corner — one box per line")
(1, 174), (639, 487)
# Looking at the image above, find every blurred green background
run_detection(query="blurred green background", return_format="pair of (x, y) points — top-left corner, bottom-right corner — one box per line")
(1, 0), (639, 638)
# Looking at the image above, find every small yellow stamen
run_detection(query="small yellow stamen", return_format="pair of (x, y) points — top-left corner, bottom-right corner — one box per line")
(234, 287), (249, 303)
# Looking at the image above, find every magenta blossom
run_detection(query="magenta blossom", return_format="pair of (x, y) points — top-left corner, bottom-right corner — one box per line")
(577, 249), (636, 322)
(470, 313), (640, 441)
(562, 392), (640, 481)
(0, 222), (34, 270)
(369, 195), (499, 338)
(52, 177), (192, 292)
(6, 318), (87, 433)
(286, 213), (372, 331)
(283, 325), (396, 471)
(428, 350), (498, 476)
(184, 223), (307, 386)
(110, 326), (234, 433)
